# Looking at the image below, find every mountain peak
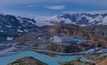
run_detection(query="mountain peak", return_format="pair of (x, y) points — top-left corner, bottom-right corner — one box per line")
(34, 13), (107, 26)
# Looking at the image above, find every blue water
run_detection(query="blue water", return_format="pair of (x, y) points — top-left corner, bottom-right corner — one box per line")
(73, 38), (82, 41)
(0, 51), (91, 65)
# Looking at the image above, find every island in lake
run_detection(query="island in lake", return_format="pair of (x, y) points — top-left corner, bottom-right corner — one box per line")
(8, 56), (48, 65)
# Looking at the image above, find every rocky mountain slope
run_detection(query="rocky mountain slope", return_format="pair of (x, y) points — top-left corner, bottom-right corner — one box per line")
(47, 23), (107, 47)
(93, 56), (107, 65)
(0, 13), (37, 42)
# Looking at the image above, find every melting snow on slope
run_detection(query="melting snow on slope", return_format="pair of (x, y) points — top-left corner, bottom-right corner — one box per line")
(35, 15), (76, 26)
(17, 29), (23, 32)
(35, 15), (60, 26)
(7, 37), (14, 40)
(102, 16), (107, 25)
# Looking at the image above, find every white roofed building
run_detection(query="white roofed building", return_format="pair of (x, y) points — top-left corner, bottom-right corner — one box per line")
(52, 35), (73, 44)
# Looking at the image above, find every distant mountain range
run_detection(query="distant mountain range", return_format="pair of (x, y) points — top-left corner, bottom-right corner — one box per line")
(0, 12), (107, 42)
(35, 13), (107, 26)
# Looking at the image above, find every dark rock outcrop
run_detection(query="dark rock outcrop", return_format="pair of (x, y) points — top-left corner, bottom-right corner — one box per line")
(8, 56), (48, 65)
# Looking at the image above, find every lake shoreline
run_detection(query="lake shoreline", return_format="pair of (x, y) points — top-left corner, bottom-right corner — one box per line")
(0, 48), (107, 58)
(32, 49), (107, 56)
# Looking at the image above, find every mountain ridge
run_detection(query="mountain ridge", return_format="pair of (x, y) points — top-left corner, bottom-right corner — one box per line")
(0, 12), (107, 42)
(0, 13), (37, 42)
(35, 13), (107, 26)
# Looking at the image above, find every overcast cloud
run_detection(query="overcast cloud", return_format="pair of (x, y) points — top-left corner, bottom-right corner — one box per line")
(0, 0), (107, 17)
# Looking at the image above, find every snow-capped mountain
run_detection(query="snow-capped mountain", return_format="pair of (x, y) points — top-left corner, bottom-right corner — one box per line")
(35, 15), (61, 26)
(35, 15), (73, 26)
(35, 13), (107, 26)
(0, 13), (37, 41)
(0, 12), (107, 42)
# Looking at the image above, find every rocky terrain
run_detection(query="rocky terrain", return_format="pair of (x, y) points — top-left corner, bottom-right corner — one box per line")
(14, 32), (38, 43)
(8, 56), (48, 65)
(0, 13), (37, 42)
(47, 22), (107, 47)
(11, 21), (107, 53)
(58, 57), (95, 65)
(92, 56), (107, 65)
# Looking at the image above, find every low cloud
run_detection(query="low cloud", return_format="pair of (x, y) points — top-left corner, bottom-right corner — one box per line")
(62, 10), (107, 14)
(45, 5), (65, 10)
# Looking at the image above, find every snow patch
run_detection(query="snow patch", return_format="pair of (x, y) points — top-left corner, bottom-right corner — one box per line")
(0, 30), (3, 32)
(7, 37), (14, 40)
(17, 29), (23, 32)
(102, 16), (107, 25)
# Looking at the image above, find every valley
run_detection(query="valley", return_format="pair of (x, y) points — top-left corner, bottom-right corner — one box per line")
(0, 12), (107, 65)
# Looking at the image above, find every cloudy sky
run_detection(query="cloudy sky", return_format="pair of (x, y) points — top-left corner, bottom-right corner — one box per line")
(0, 0), (107, 17)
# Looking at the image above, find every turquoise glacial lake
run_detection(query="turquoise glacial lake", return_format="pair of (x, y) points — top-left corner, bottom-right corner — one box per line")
(0, 51), (91, 65)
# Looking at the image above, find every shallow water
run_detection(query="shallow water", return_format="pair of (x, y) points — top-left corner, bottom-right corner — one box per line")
(0, 51), (91, 65)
